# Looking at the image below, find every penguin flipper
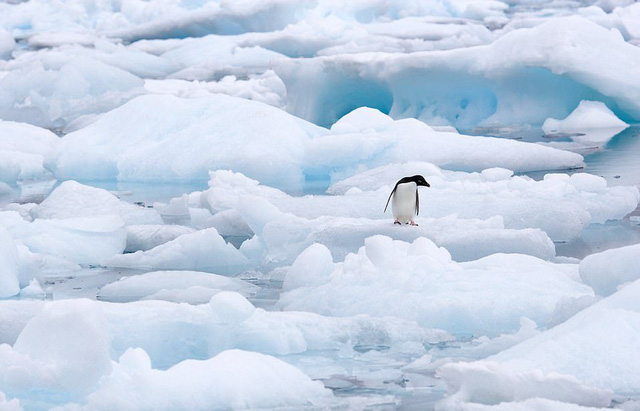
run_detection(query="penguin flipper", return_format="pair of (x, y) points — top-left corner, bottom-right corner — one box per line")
(384, 186), (397, 213)
(415, 190), (420, 216)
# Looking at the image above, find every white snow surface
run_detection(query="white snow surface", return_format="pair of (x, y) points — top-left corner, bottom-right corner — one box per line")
(98, 270), (258, 304)
(278, 236), (592, 336)
(579, 243), (640, 296)
(0, 0), (640, 409)
(439, 277), (640, 402)
(106, 227), (250, 275)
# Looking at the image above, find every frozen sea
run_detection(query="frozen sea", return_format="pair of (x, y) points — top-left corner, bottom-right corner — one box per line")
(1, 0), (640, 410)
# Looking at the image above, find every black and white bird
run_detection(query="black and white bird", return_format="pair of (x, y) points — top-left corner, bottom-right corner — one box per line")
(384, 175), (430, 225)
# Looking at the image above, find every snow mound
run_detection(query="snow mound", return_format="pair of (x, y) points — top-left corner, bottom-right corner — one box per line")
(307, 112), (584, 176)
(0, 299), (111, 397)
(106, 227), (250, 275)
(436, 361), (612, 409)
(440, 277), (640, 400)
(543, 100), (629, 145)
(3, 213), (126, 266)
(30, 180), (162, 225)
(98, 270), (258, 304)
(125, 224), (194, 252)
(0, 56), (144, 129)
(277, 17), (640, 128)
(55, 94), (327, 191)
(79, 349), (335, 410)
(0, 226), (19, 298)
(0, 120), (59, 183)
(279, 236), (591, 336)
(579, 243), (640, 296)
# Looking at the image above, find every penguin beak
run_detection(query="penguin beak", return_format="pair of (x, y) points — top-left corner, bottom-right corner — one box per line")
(423, 181), (430, 187)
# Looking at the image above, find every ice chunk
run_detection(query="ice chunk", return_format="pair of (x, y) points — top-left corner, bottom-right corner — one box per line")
(579, 243), (640, 296)
(436, 361), (612, 409)
(144, 70), (286, 108)
(543, 100), (629, 145)
(279, 236), (591, 336)
(30, 180), (162, 225)
(0, 226), (19, 298)
(330, 107), (396, 134)
(283, 243), (334, 290)
(106, 227), (250, 275)
(543, 101), (628, 133)
(15, 243), (81, 287)
(18, 279), (45, 299)
(55, 94), (328, 191)
(154, 194), (190, 225)
(307, 115), (584, 176)
(0, 56), (145, 129)
(0, 299), (111, 396)
(6, 215), (126, 266)
(125, 224), (195, 252)
(97, 270), (258, 304)
(78, 349), (335, 410)
(0, 119), (59, 162)
(277, 17), (640, 128)
(160, 35), (286, 81)
(210, 291), (256, 324)
(443, 278), (640, 399)
(0, 392), (20, 411)
(0, 29), (15, 60)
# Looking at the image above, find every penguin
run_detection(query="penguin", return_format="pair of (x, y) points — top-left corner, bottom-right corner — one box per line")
(384, 175), (430, 226)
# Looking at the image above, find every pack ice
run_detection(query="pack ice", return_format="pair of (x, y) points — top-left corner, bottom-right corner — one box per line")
(0, 0), (639, 409)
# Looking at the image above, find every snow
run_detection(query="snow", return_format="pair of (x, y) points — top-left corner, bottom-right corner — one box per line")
(0, 299), (111, 397)
(0, 226), (19, 298)
(0, 55), (145, 129)
(278, 236), (592, 336)
(439, 278), (640, 405)
(30, 180), (162, 225)
(543, 100), (630, 146)
(76, 348), (335, 410)
(106, 227), (251, 275)
(579, 243), (640, 296)
(98, 271), (258, 304)
(125, 224), (195, 252)
(0, 0), (639, 408)
(277, 17), (640, 128)
(54, 94), (327, 191)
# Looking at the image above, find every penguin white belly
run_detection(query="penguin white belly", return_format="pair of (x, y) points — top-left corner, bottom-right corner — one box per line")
(392, 182), (417, 223)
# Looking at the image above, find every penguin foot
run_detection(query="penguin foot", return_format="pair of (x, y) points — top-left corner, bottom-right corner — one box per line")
(394, 220), (401, 225)
(410, 221), (419, 226)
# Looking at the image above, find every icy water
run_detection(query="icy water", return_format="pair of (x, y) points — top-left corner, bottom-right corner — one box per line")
(6, 125), (640, 409)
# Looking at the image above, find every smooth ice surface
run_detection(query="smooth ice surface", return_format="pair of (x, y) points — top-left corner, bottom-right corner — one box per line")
(306, 109), (585, 177)
(543, 100), (630, 147)
(1, 211), (126, 266)
(579, 243), (640, 296)
(277, 17), (640, 128)
(75, 348), (335, 410)
(0, 300), (111, 397)
(279, 236), (592, 336)
(30, 180), (162, 225)
(106, 227), (250, 275)
(440, 278), (640, 403)
(54, 94), (327, 191)
(0, 226), (19, 298)
(0, 120), (58, 183)
(1, 0), (640, 408)
(98, 270), (258, 304)
(125, 224), (195, 252)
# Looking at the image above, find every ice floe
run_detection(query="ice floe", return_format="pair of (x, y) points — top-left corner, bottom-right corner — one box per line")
(278, 236), (593, 336)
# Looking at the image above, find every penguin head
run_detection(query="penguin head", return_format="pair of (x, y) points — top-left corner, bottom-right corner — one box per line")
(409, 175), (430, 187)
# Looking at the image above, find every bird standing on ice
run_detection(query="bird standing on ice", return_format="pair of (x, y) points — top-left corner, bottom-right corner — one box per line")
(384, 175), (430, 225)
